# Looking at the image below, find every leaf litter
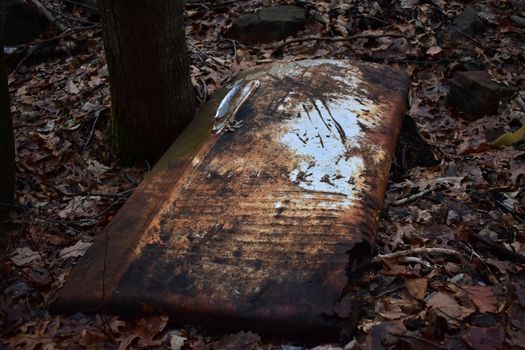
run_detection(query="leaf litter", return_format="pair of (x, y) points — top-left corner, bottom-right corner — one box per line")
(1, 0), (525, 349)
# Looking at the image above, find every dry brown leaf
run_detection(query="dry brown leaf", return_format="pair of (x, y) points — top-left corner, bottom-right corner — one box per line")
(405, 278), (428, 300)
(58, 241), (92, 259)
(10, 247), (41, 266)
(117, 316), (168, 349)
(462, 326), (504, 350)
(426, 46), (442, 56)
(465, 285), (498, 313)
(426, 292), (473, 320)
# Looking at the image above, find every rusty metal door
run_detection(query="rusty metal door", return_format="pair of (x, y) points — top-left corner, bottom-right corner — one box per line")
(54, 60), (409, 340)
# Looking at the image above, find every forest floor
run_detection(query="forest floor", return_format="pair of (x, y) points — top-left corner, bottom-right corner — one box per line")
(1, 0), (525, 349)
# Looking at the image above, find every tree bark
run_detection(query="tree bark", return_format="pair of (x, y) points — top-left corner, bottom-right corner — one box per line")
(0, 3), (15, 205)
(98, 0), (196, 164)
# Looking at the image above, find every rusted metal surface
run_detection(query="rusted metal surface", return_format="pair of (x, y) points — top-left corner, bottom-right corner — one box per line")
(53, 59), (409, 340)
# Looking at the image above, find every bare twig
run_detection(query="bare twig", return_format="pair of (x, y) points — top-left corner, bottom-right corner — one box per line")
(393, 333), (448, 350)
(374, 247), (464, 263)
(14, 24), (99, 72)
(274, 33), (409, 52)
(473, 233), (525, 264)
(82, 107), (106, 151)
(398, 256), (432, 268)
(451, 27), (488, 49)
(393, 188), (433, 206)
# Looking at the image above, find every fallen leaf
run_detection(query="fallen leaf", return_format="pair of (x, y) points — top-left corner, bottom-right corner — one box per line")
(405, 277), (428, 300)
(117, 316), (168, 349)
(492, 124), (525, 146)
(202, 331), (261, 350)
(462, 326), (504, 350)
(400, 0), (418, 9)
(57, 196), (101, 219)
(86, 159), (110, 175)
(67, 80), (80, 94)
(426, 292), (473, 320)
(59, 241), (92, 259)
(426, 46), (442, 56)
(167, 330), (187, 350)
(378, 310), (404, 320)
(465, 285), (498, 313)
(363, 320), (406, 350)
(81, 101), (99, 112)
(15, 85), (27, 96)
(10, 247), (41, 266)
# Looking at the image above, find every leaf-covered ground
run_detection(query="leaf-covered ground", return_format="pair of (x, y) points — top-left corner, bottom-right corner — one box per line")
(1, 0), (525, 349)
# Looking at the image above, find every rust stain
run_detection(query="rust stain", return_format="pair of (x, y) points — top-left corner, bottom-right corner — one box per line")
(53, 59), (409, 341)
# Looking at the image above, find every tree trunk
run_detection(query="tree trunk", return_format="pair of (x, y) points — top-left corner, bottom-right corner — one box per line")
(98, 0), (196, 164)
(0, 3), (15, 205)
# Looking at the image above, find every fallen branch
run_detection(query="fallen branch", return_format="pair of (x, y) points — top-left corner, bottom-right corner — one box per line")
(374, 247), (464, 263)
(393, 188), (433, 206)
(274, 33), (410, 52)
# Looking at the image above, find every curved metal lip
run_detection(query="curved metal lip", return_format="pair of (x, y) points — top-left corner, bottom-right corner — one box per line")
(212, 80), (260, 134)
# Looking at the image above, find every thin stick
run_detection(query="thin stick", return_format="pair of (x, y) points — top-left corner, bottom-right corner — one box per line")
(393, 188), (433, 206)
(450, 27), (487, 49)
(393, 333), (448, 350)
(14, 25), (99, 72)
(82, 108), (105, 151)
(473, 233), (525, 264)
(375, 247), (464, 262)
(274, 33), (409, 51)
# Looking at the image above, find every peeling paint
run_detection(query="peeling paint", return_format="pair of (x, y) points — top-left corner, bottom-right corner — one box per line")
(54, 59), (410, 341)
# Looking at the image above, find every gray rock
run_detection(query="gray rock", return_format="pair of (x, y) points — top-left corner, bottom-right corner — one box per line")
(510, 15), (525, 28)
(453, 6), (485, 36)
(227, 5), (306, 44)
(446, 209), (462, 226)
(3, 0), (48, 46)
(447, 71), (514, 119)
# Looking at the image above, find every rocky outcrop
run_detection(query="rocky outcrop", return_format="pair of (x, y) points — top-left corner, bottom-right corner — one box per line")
(447, 71), (514, 119)
(227, 5), (306, 44)
(453, 6), (485, 36)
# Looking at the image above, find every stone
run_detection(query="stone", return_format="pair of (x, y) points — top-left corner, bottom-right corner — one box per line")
(510, 15), (525, 28)
(438, 6), (485, 47)
(227, 5), (306, 44)
(453, 6), (485, 36)
(3, 0), (48, 46)
(447, 71), (514, 119)
(446, 210), (462, 226)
